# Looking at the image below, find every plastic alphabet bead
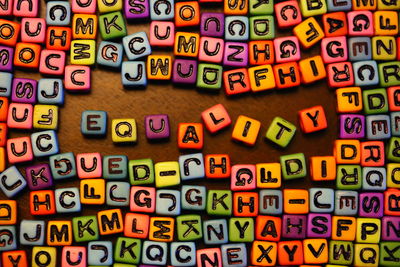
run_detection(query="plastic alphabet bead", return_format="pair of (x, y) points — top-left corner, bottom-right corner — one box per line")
(361, 141), (385, 167)
(0, 72), (13, 95)
(128, 158), (154, 185)
(174, 32), (199, 58)
(259, 189), (283, 214)
(76, 152), (102, 178)
(64, 65), (91, 91)
(46, 1), (71, 26)
(61, 246), (86, 267)
(177, 123), (203, 150)
(200, 13), (225, 37)
(230, 164), (256, 191)
(229, 217), (254, 242)
(334, 139), (361, 164)
(366, 114), (391, 140)
(47, 220), (73, 246)
(176, 214), (202, 241)
(232, 115), (261, 146)
(54, 187), (81, 213)
(21, 18), (46, 43)
(7, 103), (33, 130)
(354, 60), (379, 87)
(0, 166), (27, 198)
(321, 36), (348, 64)
(70, 40), (96, 65)
(172, 59), (197, 85)
(265, 116), (296, 147)
(97, 208), (124, 235)
(179, 153), (205, 180)
(46, 26), (72, 51)
(124, 212), (150, 239)
(72, 215), (99, 242)
(147, 55), (172, 80)
(37, 79), (65, 105)
(98, 11), (127, 40)
(112, 118), (137, 143)
(278, 240), (304, 265)
(170, 242), (196, 266)
(114, 237), (142, 264)
(32, 246), (57, 267)
(72, 14), (98, 40)
(103, 155), (128, 179)
(372, 36), (397, 61)
(2, 251), (28, 267)
(280, 153), (307, 180)
(336, 87), (363, 113)
(249, 15), (275, 40)
(80, 178), (105, 205)
(155, 161), (180, 187)
(309, 188), (334, 213)
(31, 130), (59, 158)
(0, 226), (17, 251)
(175, 1), (200, 27)
(363, 88), (388, 114)
(14, 42), (41, 69)
(347, 11), (374, 36)
(223, 42), (248, 67)
(106, 181), (130, 206)
(284, 189), (309, 214)
(181, 185), (206, 210)
(274, 1), (302, 29)
(81, 110), (107, 136)
(225, 16), (249, 41)
(13, 0), (38, 17)
(196, 63), (223, 90)
(233, 192), (258, 217)
(156, 189), (181, 215)
(310, 156), (336, 181)
(203, 219), (228, 244)
(199, 36), (224, 63)
(250, 241), (277, 266)
(201, 104), (231, 134)
(33, 104), (58, 130)
(223, 68), (251, 95)
(257, 216), (282, 242)
(274, 36), (301, 63)
(293, 17), (325, 49)
(142, 241), (168, 265)
(207, 189), (232, 216)
(150, 0), (174, 20)
(7, 136), (33, 163)
(30, 190), (56, 216)
(11, 78), (37, 104)
(97, 41), (123, 68)
(0, 19), (20, 47)
(331, 216), (356, 241)
(149, 217), (174, 242)
(322, 12), (348, 37)
(122, 61), (147, 88)
(19, 220), (45, 246)
(348, 37), (372, 61)
(0, 200), (17, 225)
(298, 105), (327, 133)
(123, 32), (152, 61)
(124, 0), (149, 20)
(256, 163), (282, 188)
(25, 163), (53, 190)
(129, 186), (156, 213)
(205, 154), (231, 179)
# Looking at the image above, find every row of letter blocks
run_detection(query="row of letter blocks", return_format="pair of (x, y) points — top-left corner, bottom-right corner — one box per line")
(1, 240), (399, 266)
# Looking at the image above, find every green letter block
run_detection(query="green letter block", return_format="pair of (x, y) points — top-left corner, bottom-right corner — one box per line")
(379, 61), (400, 87)
(128, 158), (154, 185)
(265, 116), (296, 148)
(196, 64), (223, 90)
(72, 215), (99, 242)
(387, 137), (400, 162)
(229, 217), (254, 242)
(99, 11), (127, 40)
(280, 153), (307, 180)
(329, 240), (354, 265)
(207, 190), (232, 216)
(380, 242), (400, 266)
(176, 214), (203, 241)
(336, 165), (362, 190)
(362, 88), (388, 114)
(249, 0), (274, 15)
(114, 237), (141, 264)
(249, 16), (275, 40)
